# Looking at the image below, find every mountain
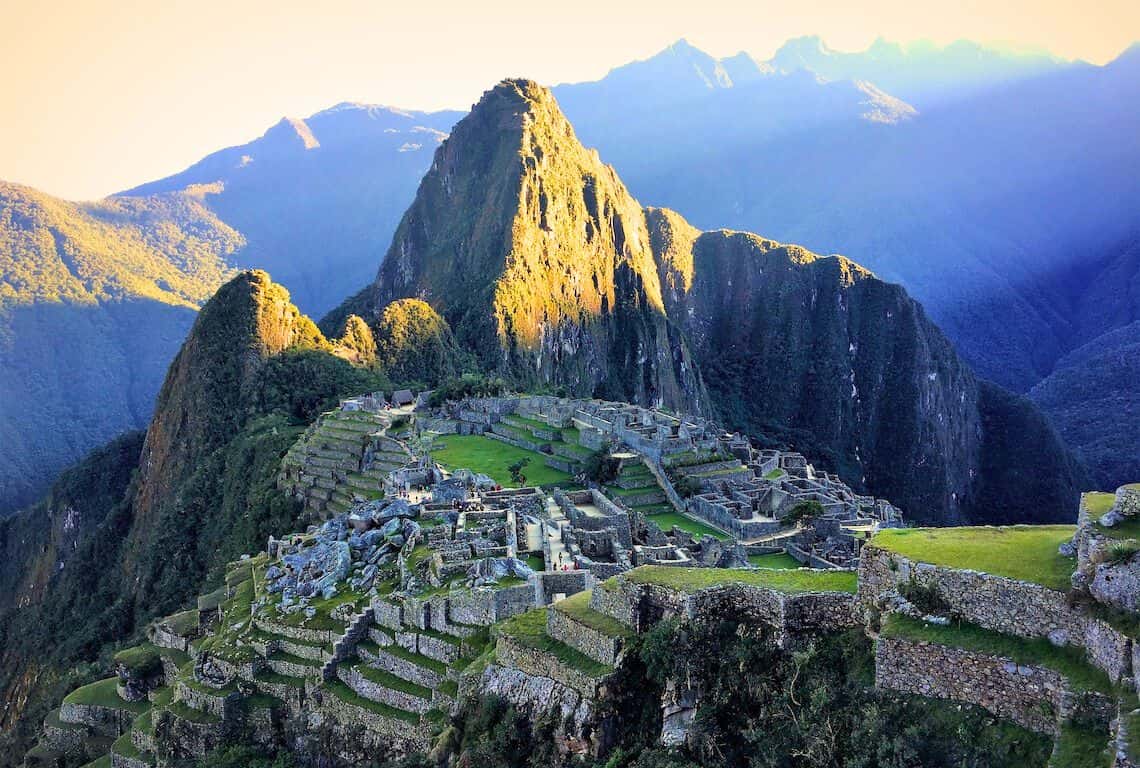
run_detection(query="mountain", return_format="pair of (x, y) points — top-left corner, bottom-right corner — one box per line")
(123, 103), (463, 317)
(339, 78), (1084, 526)
(768, 35), (1074, 105)
(554, 41), (1140, 396)
(0, 105), (461, 514)
(0, 182), (241, 515)
(0, 270), (386, 753)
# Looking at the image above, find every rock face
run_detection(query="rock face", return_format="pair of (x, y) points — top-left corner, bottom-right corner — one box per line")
(343, 79), (1082, 525)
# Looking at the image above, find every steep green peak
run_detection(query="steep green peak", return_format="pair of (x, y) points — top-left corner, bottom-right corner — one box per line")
(195, 268), (326, 357)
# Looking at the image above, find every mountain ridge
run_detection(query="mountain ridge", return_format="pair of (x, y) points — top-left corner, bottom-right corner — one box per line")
(344, 77), (1084, 525)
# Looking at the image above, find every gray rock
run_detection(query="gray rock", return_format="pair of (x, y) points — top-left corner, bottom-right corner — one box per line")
(1090, 557), (1140, 612)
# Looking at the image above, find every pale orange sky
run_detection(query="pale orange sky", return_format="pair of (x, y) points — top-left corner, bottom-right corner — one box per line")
(1, 0), (1136, 200)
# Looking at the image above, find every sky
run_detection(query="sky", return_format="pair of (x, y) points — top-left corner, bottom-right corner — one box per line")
(2, 0), (1137, 200)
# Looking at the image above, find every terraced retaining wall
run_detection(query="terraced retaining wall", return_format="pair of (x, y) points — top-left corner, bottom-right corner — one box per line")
(336, 665), (430, 714)
(547, 608), (623, 666)
(589, 576), (859, 645)
(58, 703), (133, 738)
(494, 634), (605, 698)
(875, 636), (1114, 736)
(859, 546), (1133, 682)
(319, 689), (430, 754)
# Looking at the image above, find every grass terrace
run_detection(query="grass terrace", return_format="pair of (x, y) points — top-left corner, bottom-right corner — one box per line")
(622, 565), (857, 595)
(646, 511), (730, 541)
(167, 700), (220, 724)
(429, 434), (573, 488)
(80, 756), (112, 768)
(113, 644), (161, 675)
(496, 608), (613, 677)
(748, 552), (802, 569)
(881, 614), (1113, 694)
(64, 678), (151, 714)
(1084, 492), (1116, 517)
(870, 525), (1077, 591)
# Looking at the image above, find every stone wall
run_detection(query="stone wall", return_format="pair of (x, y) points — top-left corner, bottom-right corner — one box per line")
(495, 634), (603, 698)
(336, 665), (430, 714)
(58, 702), (132, 739)
(859, 545), (1133, 683)
(547, 607), (623, 666)
(318, 688), (430, 753)
(253, 617), (339, 646)
(876, 635), (1064, 734)
(876, 636), (1114, 737)
(155, 707), (226, 759)
(536, 570), (593, 604)
(588, 574), (859, 645)
(476, 664), (598, 755)
(358, 645), (443, 689)
(372, 598), (404, 630)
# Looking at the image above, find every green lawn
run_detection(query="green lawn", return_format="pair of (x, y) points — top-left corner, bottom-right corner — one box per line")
(870, 525), (1077, 591)
(495, 608), (613, 677)
(623, 565), (857, 594)
(524, 553), (545, 572)
(553, 590), (633, 638)
(748, 552), (802, 569)
(647, 511), (730, 541)
(881, 614), (1113, 694)
(113, 644), (161, 675)
(429, 435), (573, 488)
(64, 678), (150, 714)
(1084, 491), (1116, 517)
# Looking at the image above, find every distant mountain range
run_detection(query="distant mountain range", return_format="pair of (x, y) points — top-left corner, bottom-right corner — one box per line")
(0, 35), (1137, 513)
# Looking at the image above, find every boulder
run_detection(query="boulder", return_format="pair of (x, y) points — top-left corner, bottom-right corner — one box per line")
(1090, 556), (1140, 613)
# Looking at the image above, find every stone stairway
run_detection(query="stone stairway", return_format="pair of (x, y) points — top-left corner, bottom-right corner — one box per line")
(321, 610), (374, 682)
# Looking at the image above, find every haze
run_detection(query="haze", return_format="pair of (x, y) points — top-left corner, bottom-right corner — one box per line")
(2, 0), (1136, 200)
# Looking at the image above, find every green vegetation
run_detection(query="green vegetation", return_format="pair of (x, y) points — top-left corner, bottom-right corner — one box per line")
(372, 298), (471, 386)
(524, 553), (544, 572)
(496, 608), (613, 677)
(63, 678), (150, 714)
(1051, 724), (1112, 768)
(881, 615), (1113, 694)
(623, 565), (857, 594)
(645, 511), (729, 541)
(748, 552), (802, 569)
(871, 526), (1077, 591)
(1084, 492), (1116, 517)
(113, 644), (161, 675)
(430, 435), (572, 488)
